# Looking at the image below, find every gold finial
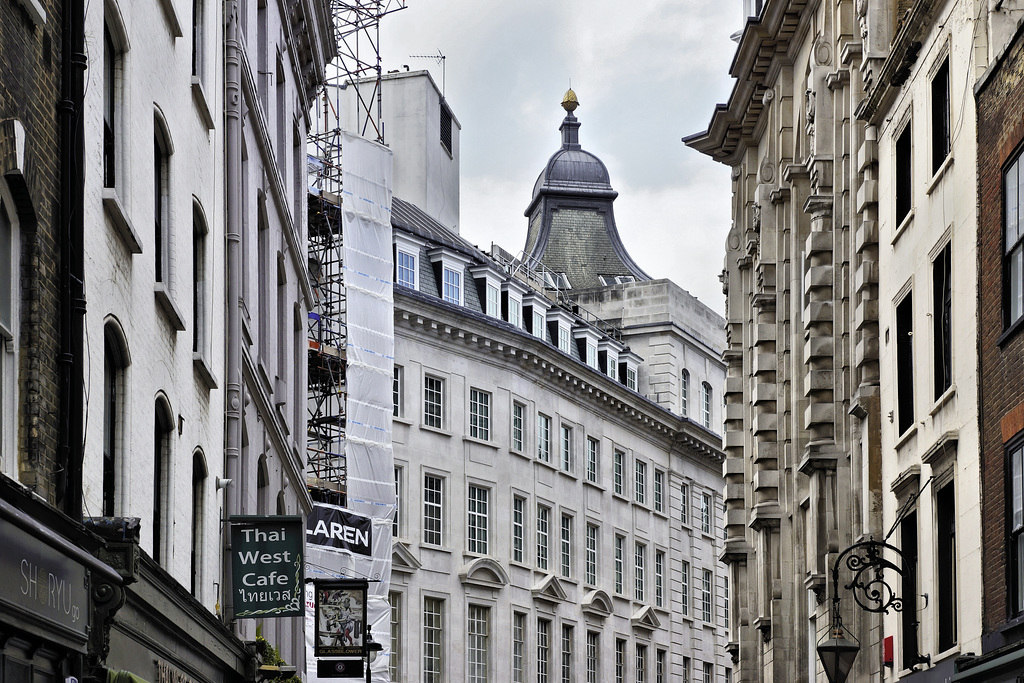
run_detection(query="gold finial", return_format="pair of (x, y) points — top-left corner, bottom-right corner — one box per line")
(562, 88), (579, 113)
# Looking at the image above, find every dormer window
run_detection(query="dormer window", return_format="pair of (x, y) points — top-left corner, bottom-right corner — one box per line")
(470, 265), (503, 318)
(524, 292), (550, 341)
(619, 350), (641, 391)
(503, 279), (528, 329)
(547, 307), (575, 355)
(599, 338), (623, 380)
(573, 326), (601, 371)
(394, 232), (425, 291)
(429, 247), (472, 307)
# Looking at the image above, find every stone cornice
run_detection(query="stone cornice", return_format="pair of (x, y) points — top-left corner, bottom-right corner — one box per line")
(395, 291), (725, 469)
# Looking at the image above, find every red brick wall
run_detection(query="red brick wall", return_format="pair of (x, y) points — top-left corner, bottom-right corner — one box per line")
(978, 23), (1024, 634)
(0, 0), (64, 501)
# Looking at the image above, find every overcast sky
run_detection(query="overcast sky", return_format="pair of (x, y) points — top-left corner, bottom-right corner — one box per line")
(376, 1), (741, 314)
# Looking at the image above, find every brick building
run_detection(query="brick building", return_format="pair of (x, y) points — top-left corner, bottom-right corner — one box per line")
(966, 15), (1024, 682)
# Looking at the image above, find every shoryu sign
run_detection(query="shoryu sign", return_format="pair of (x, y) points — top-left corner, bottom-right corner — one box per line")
(230, 516), (303, 618)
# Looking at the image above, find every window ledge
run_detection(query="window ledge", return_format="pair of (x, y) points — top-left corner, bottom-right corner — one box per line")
(535, 458), (557, 472)
(895, 423), (918, 450)
(509, 448), (531, 462)
(420, 424), (452, 437)
(998, 315), (1024, 346)
(926, 154), (954, 195)
(193, 352), (218, 389)
(462, 435), (498, 450)
(890, 209), (915, 246)
(557, 469), (577, 481)
(929, 384), (956, 416)
(392, 416), (413, 426)
(653, 509), (669, 519)
(102, 188), (142, 254)
(583, 479), (605, 492)
(155, 284), (186, 331)
(191, 77), (215, 130)
(419, 543), (451, 554)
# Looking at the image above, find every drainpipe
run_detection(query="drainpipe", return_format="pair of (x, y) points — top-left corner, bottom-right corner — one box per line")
(58, 0), (87, 518)
(223, 0), (243, 621)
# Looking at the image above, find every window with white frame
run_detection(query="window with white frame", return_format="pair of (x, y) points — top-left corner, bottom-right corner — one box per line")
(586, 632), (599, 683)
(701, 492), (712, 534)
(443, 266), (462, 305)
(485, 283), (500, 317)
(655, 550), (664, 608)
(585, 523), (598, 585)
(614, 534), (624, 594)
(586, 437), (599, 483)
(586, 343), (598, 369)
(467, 605), (490, 683)
(560, 514), (572, 578)
(656, 649), (665, 683)
(613, 450), (624, 495)
(723, 572), (730, 628)
(512, 495), (525, 563)
(396, 249), (417, 289)
(533, 310), (546, 339)
(701, 569), (713, 622)
(393, 466), (402, 537)
(561, 624), (573, 683)
(682, 657), (691, 683)
(512, 401), (525, 452)
(389, 592), (401, 680)
(423, 597), (444, 682)
(615, 639), (625, 683)
(681, 561), (690, 616)
(467, 485), (489, 554)
(423, 474), (443, 545)
(560, 424), (572, 472)
(701, 382), (712, 429)
(654, 470), (664, 512)
(635, 542), (646, 602)
(469, 388), (491, 440)
(513, 612), (526, 683)
(538, 414), (551, 462)
(424, 375), (444, 429)
(537, 504), (550, 570)
(680, 369), (689, 416)
(636, 643), (647, 683)
(1006, 149), (1024, 328)
(558, 326), (571, 354)
(635, 460), (646, 505)
(508, 296), (522, 327)
(681, 483), (690, 524)
(702, 662), (713, 683)
(537, 618), (550, 683)
(393, 366), (402, 417)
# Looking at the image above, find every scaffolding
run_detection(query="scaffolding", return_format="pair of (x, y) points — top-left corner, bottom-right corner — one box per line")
(306, 0), (405, 502)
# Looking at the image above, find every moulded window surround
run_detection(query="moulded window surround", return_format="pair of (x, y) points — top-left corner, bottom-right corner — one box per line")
(680, 482), (690, 525)
(560, 513), (572, 578)
(701, 569), (713, 622)
(585, 523), (598, 585)
(896, 119), (913, 226)
(560, 624), (573, 683)
(614, 534), (624, 594)
(935, 479), (957, 651)
(654, 469), (664, 513)
(154, 116), (173, 285)
(702, 662), (713, 683)
(191, 0), (205, 80)
(390, 592), (402, 681)
(1004, 150), (1024, 328)
(635, 460), (647, 505)
(537, 618), (550, 683)
(560, 424), (573, 472)
(683, 658), (691, 683)
(701, 382), (713, 429)
(681, 561), (690, 616)
(634, 541), (646, 602)
(393, 465), (402, 537)
(467, 605), (490, 682)
(103, 15), (128, 192)
(190, 450), (207, 597)
(586, 437), (599, 483)
(467, 484), (489, 554)
(701, 492), (712, 534)
(192, 201), (210, 360)
(393, 366), (403, 418)
(423, 473), (444, 546)
(513, 612), (526, 683)
(613, 450), (624, 495)
(423, 596), (444, 681)
(538, 414), (551, 463)
(901, 509), (920, 667)
(932, 242), (952, 400)
(396, 250), (417, 289)
(586, 631), (599, 683)
(469, 388), (491, 441)
(153, 396), (175, 566)
(511, 401), (525, 453)
(103, 322), (129, 517)
(636, 643), (647, 683)
(512, 495), (526, 563)
(931, 56), (950, 175)
(656, 650), (666, 683)
(423, 375), (444, 429)
(680, 369), (689, 416)
(654, 550), (664, 608)
(615, 638), (625, 683)
(537, 504), (550, 570)
(896, 292), (916, 435)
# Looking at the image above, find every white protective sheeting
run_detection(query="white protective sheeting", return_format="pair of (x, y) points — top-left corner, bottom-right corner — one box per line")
(305, 131), (395, 683)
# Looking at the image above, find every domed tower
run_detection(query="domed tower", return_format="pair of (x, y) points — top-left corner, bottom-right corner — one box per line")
(523, 89), (651, 289)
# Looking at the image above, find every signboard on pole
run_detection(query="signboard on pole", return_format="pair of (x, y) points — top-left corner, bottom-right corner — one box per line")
(230, 515), (304, 618)
(306, 505), (373, 556)
(314, 580), (368, 658)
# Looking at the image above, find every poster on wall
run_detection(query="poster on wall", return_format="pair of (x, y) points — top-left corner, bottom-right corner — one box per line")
(229, 516), (304, 618)
(314, 580), (368, 658)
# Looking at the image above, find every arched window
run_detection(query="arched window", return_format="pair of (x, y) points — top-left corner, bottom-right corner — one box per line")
(153, 394), (174, 564)
(154, 111), (174, 285)
(257, 454), (269, 515)
(103, 319), (130, 517)
(191, 449), (208, 597)
(192, 199), (208, 354)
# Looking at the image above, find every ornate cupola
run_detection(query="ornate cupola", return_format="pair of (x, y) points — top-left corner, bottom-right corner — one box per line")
(523, 89), (650, 289)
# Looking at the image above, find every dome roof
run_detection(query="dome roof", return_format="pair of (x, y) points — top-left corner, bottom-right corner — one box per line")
(531, 147), (614, 197)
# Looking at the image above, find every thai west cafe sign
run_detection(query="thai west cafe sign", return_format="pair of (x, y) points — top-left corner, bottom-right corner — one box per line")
(230, 516), (303, 618)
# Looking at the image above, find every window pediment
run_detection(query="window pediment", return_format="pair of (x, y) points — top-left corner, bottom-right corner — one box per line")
(581, 588), (613, 618)
(459, 556), (509, 588)
(631, 604), (661, 631)
(531, 573), (567, 603)
(392, 540), (421, 574)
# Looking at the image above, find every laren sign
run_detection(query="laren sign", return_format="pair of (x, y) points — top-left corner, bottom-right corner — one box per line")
(306, 504), (372, 556)
(230, 516), (303, 618)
